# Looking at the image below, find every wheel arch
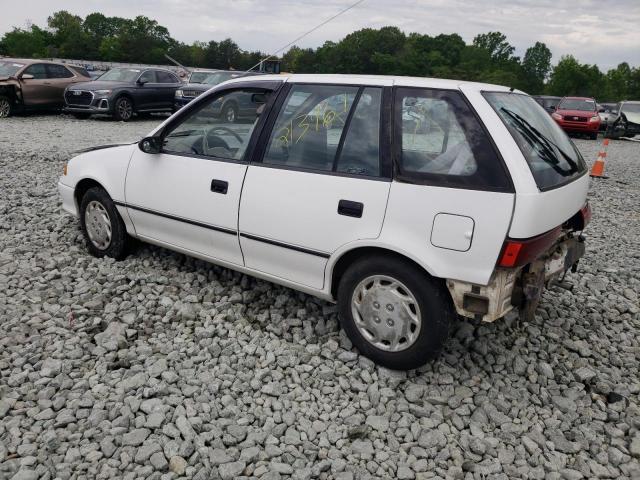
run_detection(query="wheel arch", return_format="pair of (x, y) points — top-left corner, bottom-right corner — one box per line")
(328, 244), (441, 300)
(74, 177), (107, 211)
(114, 91), (135, 109)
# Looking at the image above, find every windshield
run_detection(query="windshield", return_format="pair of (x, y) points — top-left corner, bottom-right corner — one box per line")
(558, 98), (596, 111)
(484, 92), (586, 190)
(0, 61), (24, 77)
(189, 71), (216, 84)
(97, 68), (141, 82)
(622, 103), (640, 114)
(204, 72), (237, 85)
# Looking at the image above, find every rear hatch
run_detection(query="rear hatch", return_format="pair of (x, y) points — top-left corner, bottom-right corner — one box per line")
(482, 91), (589, 238)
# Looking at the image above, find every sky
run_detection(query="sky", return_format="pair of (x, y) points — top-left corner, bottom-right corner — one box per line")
(1, 0), (638, 70)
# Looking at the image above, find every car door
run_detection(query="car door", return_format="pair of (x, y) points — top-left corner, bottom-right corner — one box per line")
(124, 83), (279, 265)
(238, 82), (392, 289)
(45, 64), (76, 107)
(155, 70), (181, 110)
(134, 70), (158, 110)
(20, 63), (58, 107)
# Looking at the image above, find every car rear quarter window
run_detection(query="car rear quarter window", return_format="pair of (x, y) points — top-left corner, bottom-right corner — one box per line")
(69, 66), (90, 78)
(483, 92), (587, 191)
(394, 87), (512, 192)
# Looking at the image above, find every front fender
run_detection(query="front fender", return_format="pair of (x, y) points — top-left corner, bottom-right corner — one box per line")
(60, 143), (136, 203)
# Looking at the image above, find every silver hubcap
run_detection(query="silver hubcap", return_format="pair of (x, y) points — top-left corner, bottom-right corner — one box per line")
(351, 275), (422, 352)
(84, 201), (112, 250)
(0, 99), (10, 117)
(225, 107), (235, 122)
(118, 99), (132, 119)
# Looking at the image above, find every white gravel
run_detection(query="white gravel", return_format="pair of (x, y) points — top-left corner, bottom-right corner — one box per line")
(1, 115), (639, 480)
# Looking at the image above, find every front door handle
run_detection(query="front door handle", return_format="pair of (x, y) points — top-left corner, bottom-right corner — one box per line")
(210, 179), (228, 194)
(338, 199), (363, 218)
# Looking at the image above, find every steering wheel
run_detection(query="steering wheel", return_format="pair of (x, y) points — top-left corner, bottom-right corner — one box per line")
(210, 126), (243, 142)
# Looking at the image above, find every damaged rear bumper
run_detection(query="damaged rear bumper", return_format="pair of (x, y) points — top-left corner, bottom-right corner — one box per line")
(447, 234), (585, 322)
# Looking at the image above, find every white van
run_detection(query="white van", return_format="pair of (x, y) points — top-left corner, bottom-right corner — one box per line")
(58, 74), (590, 369)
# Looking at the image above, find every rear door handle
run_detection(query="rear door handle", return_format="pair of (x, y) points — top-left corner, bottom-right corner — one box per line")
(338, 199), (363, 218)
(210, 179), (228, 194)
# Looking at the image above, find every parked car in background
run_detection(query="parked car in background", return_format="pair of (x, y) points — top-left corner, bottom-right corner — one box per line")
(552, 97), (600, 139)
(186, 69), (220, 84)
(605, 100), (640, 139)
(0, 58), (92, 117)
(64, 67), (181, 121)
(533, 95), (562, 114)
(58, 74), (590, 369)
(174, 70), (262, 110)
(597, 103), (617, 131)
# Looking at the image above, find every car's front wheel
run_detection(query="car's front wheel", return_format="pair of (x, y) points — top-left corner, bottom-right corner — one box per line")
(0, 95), (12, 118)
(113, 96), (134, 122)
(337, 256), (454, 370)
(80, 187), (129, 259)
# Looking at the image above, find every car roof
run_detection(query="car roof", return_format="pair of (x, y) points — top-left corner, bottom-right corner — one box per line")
(222, 73), (517, 92)
(621, 100), (640, 104)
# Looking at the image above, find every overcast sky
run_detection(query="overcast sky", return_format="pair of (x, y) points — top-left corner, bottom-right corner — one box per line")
(1, 0), (638, 70)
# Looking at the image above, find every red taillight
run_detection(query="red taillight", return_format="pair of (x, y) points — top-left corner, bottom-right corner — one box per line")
(498, 226), (562, 268)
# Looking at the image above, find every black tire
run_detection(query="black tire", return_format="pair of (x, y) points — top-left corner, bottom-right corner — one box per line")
(0, 95), (12, 118)
(337, 256), (454, 370)
(79, 187), (129, 260)
(72, 112), (91, 119)
(222, 103), (238, 123)
(113, 96), (134, 122)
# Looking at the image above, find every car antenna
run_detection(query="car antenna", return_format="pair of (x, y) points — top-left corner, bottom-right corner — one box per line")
(243, 0), (367, 73)
(509, 87), (515, 92)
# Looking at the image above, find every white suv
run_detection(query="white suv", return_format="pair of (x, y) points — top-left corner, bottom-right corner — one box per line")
(58, 74), (590, 369)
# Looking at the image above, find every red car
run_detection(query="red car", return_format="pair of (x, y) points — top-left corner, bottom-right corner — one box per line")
(552, 97), (600, 139)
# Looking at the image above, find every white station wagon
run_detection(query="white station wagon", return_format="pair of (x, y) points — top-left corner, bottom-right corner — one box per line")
(58, 74), (590, 369)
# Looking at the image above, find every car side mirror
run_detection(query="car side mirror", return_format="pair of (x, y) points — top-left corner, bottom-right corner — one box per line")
(137, 78), (148, 86)
(139, 136), (162, 154)
(20, 73), (34, 80)
(251, 93), (267, 104)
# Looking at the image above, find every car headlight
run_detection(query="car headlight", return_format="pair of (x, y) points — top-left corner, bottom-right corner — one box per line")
(552, 112), (563, 120)
(175, 90), (183, 98)
(94, 90), (112, 96)
(589, 115), (599, 122)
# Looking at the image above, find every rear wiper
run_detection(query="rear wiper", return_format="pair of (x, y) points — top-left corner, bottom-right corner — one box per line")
(501, 108), (578, 175)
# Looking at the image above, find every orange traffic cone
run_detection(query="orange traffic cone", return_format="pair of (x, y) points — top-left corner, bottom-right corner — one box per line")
(590, 139), (609, 178)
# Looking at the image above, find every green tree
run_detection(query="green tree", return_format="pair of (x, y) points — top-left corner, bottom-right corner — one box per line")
(547, 55), (604, 98)
(0, 25), (50, 58)
(472, 31), (515, 63)
(522, 41), (552, 93)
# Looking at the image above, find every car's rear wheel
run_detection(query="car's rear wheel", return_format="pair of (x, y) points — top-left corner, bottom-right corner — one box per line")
(337, 256), (454, 370)
(113, 97), (133, 122)
(80, 187), (129, 259)
(0, 96), (12, 118)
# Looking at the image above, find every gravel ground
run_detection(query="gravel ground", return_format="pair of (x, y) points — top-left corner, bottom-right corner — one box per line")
(1, 115), (639, 480)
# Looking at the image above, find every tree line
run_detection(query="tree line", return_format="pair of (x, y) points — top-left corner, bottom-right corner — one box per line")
(1, 11), (638, 102)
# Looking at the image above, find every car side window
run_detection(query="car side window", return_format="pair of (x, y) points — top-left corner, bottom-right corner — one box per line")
(163, 88), (271, 161)
(23, 63), (48, 79)
(263, 84), (382, 176)
(157, 71), (177, 84)
(46, 64), (74, 79)
(139, 70), (156, 83)
(395, 87), (511, 191)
